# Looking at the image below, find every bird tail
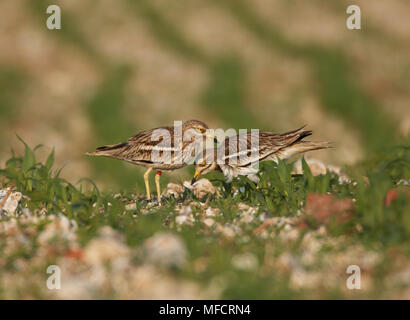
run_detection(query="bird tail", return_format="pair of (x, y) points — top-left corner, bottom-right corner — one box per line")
(276, 140), (332, 160)
(279, 125), (312, 146)
(85, 142), (128, 157)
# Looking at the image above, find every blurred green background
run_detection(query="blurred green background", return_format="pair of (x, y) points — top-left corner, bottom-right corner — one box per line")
(0, 0), (409, 192)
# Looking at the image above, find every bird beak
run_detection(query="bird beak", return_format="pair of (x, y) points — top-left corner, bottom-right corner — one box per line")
(191, 170), (201, 184)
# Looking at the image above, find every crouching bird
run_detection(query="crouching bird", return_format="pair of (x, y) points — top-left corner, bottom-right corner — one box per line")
(86, 120), (213, 204)
(192, 125), (331, 183)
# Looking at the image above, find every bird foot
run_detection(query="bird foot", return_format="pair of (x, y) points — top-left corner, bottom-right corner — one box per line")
(140, 196), (168, 206)
(152, 195), (170, 206)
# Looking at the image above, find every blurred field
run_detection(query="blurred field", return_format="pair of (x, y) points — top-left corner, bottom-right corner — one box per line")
(0, 0), (409, 192)
(0, 0), (409, 300)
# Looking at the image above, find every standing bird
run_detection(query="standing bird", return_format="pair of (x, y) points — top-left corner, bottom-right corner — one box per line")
(192, 125), (331, 183)
(86, 120), (213, 204)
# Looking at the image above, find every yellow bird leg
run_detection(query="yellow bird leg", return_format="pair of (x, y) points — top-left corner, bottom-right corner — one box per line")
(143, 168), (153, 200)
(155, 171), (162, 205)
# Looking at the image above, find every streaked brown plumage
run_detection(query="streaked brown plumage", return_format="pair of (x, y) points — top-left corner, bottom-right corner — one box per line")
(86, 120), (211, 203)
(192, 125), (331, 183)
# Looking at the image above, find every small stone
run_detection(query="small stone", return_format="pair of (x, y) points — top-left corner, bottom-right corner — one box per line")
(203, 218), (215, 227)
(279, 227), (300, 242)
(190, 179), (219, 199)
(183, 181), (193, 189)
(142, 232), (187, 268)
(293, 158), (350, 183)
(216, 224), (236, 238)
(125, 202), (137, 211)
(176, 215), (188, 225)
(231, 253), (259, 271)
(293, 158), (326, 176)
(300, 193), (355, 229)
(0, 189), (22, 216)
(83, 226), (129, 265)
(238, 203), (258, 224)
(37, 213), (78, 244)
(397, 179), (409, 186)
(179, 206), (192, 216)
(240, 214), (254, 224)
(290, 269), (321, 289)
(205, 207), (219, 217)
(163, 183), (185, 198)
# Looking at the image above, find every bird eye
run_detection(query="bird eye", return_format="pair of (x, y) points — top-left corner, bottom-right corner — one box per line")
(197, 127), (206, 134)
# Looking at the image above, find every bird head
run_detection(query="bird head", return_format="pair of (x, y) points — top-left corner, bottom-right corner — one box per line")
(191, 151), (218, 184)
(182, 120), (216, 142)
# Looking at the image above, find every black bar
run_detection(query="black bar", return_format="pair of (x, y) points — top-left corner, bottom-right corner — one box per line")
(0, 300), (405, 318)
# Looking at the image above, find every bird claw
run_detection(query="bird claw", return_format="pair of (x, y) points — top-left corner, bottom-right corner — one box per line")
(140, 195), (169, 206)
(153, 195), (170, 205)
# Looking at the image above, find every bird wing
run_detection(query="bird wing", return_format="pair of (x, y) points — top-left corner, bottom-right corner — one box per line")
(218, 131), (283, 166)
(217, 125), (313, 169)
(123, 126), (178, 164)
(89, 124), (207, 167)
(89, 127), (177, 164)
